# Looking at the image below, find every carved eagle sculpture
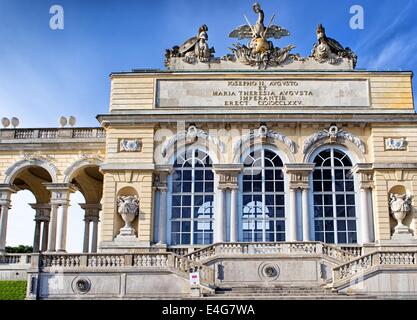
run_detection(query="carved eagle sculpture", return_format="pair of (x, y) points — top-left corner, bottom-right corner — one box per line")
(229, 24), (290, 40)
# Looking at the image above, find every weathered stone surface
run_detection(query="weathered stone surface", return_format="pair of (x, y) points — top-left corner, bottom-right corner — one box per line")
(157, 78), (370, 108)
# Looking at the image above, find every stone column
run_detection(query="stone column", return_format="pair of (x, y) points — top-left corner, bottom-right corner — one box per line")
(302, 188), (311, 241)
(32, 220), (42, 253)
(289, 188), (298, 242)
(56, 202), (70, 253)
(30, 204), (51, 253)
(213, 164), (243, 244)
(284, 164), (315, 243)
(217, 187), (226, 243)
(0, 204), (10, 255)
(47, 204), (59, 252)
(352, 164), (374, 244)
(154, 168), (170, 246)
(91, 216), (100, 253)
(360, 188), (371, 244)
(44, 183), (76, 253)
(0, 185), (17, 255)
(41, 219), (49, 252)
(83, 218), (91, 253)
(80, 203), (101, 253)
(230, 187), (239, 243)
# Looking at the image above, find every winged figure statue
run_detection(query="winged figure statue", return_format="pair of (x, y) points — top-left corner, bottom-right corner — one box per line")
(229, 3), (290, 41)
(226, 3), (297, 69)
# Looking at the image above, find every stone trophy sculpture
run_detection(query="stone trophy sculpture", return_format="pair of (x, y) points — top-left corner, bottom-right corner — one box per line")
(228, 2), (300, 69)
(116, 195), (140, 237)
(389, 193), (413, 240)
(311, 24), (357, 68)
(165, 24), (215, 66)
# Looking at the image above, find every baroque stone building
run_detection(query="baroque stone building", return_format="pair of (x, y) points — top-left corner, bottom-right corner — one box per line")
(1, 4), (417, 299)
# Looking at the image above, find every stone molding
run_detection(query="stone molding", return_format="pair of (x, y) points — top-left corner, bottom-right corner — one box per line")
(4, 157), (59, 184)
(283, 163), (315, 190)
(351, 163), (374, 190)
(213, 164), (243, 190)
(303, 125), (366, 156)
(153, 165), (173, 191)
(233, 125), (296, 155)
(43, 183), (77, 205)
(100, 163), (155, 172)
(161, 125), (224, 158)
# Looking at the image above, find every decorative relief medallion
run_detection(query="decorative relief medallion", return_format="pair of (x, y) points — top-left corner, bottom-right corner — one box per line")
(119, 139), (142, 152)
(385, 138), (407, 151)
(72, 277), (91, 295)
(258, 262), (280, 282)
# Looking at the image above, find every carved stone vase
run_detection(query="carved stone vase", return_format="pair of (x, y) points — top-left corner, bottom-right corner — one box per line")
(117, 195), (140, 237)
(389, 193), (413, 238)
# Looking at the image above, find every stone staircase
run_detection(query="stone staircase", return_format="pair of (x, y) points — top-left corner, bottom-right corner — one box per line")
(206, 285), (375, 300)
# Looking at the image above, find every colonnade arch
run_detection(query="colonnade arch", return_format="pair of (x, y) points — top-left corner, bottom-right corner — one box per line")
(0, 158), (104, 255)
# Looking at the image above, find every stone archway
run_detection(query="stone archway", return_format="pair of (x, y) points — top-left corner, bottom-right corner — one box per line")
(0, 164), (55, 254)
(64, 158), (104, 253)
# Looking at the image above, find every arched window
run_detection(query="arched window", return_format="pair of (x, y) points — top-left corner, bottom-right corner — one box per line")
(312, 148), (357, 244)
(241, 149), (285, 242)
(170, 149), (214, 245)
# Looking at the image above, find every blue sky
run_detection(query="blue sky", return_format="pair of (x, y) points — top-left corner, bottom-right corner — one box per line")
(1, 0), (417, 251)
(0, 0), (416, 128)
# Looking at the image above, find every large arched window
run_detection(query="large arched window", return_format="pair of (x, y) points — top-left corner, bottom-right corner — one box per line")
(241, 149), (285, 242)
(170, 149), (214, 245)
(312, 148), (357, 244)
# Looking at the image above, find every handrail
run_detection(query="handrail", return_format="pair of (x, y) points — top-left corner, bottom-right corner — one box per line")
(184, 242), (356, 264)
(0, 254), (32, 265)
(37, 252), (215, 288)
(0, 127), (106, 141)
(333, 251), (417, 286)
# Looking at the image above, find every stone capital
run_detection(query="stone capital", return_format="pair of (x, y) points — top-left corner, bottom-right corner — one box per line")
(43, 183), (77, 204)
(154, 165), (173, 191)
(79, 203), (102, 220)
(351, 163), (374, 189)
(29, 203), (52, 221)
(283, 163), (315, 190)
(0, 184), (18, 202)
(213, 164), (243, 190)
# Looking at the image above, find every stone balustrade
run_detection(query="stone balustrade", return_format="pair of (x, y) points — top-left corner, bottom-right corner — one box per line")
(339, 246), (363, 257)
(0, 254), (31, 265)
(0, 127), (106, 141)
(333, 251), (417, 285)
(35, 252), (215, 288)
(184, 242), (356, 264)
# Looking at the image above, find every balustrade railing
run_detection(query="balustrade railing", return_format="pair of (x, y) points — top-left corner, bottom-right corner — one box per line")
(333, 251), (417, 285)
(0, 254), (31, 265)
(3, 128), (106, 140)
(173, 254), (215, 286)
(184, 242), (356, 264)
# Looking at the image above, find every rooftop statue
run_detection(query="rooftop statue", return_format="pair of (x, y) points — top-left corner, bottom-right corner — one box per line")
(311, 24), (358, 68)
(165, 24), (216, 66)
(164, 3), (357, 71)
(227, 2), (301, 69)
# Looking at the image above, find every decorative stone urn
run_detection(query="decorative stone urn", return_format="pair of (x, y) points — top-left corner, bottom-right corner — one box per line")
(389, 193), (413, 238)
(117, 195), (140, 237)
